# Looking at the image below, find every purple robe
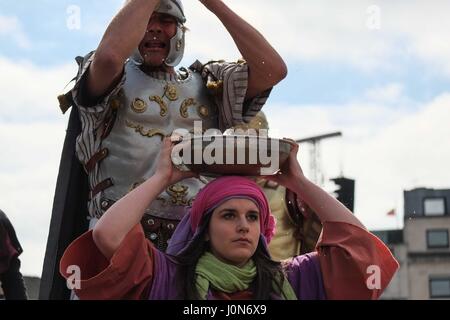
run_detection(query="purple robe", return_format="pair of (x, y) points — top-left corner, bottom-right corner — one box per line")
(148, 249), (326, 300)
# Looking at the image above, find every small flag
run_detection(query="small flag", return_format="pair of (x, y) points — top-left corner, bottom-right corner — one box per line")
(386, 209), (396, 216)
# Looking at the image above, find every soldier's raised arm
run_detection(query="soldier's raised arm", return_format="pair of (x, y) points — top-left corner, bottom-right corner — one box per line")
(86, 0), (161, 100)
(199, 0), (288, 99)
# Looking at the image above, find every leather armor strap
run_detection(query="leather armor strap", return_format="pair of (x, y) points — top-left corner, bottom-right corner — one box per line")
(285, 188), (304, 227)
(85, 148), (109, 173)
(141, 213), (184, 252)
(101, 109), (118, 140)
(285, 188), (323, 254)
(57, 91), (74, 114)
(89, 178), (114, 200)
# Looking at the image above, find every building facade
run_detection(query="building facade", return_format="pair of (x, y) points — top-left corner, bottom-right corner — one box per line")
(373, 187), (450, 300)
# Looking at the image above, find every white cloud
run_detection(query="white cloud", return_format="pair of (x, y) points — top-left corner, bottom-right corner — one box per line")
(384, 0), (450, 76)
(179, 0), (450, 75)
(1, 122), (67, 277)
(0, 56), (76, 122)
(351, 94), (450, 228)
(264, 91), (450, 231)
(0, 57), (72, 277)
(180, 0), (395, 70)
(0, 15), (32, 49)
(58, 0), (450, 76)
(364, 83), (405, 104)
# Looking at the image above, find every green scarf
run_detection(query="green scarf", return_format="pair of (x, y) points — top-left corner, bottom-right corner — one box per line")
(195, 252), (297, 300)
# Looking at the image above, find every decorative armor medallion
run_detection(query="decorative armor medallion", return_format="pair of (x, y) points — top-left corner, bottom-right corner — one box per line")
(197, 105), (209, 118)
(164, 84), (179, 101)
(157, 184), (191, 206)
(110, 97), (121, 110)
(126, 120), (166, 139)
(131, 98), (147, 113)
(180, 98), (197, 118)
(167, 184), (190, 206)
(206, 80), (224, 91)
(149, 95), (168, 117)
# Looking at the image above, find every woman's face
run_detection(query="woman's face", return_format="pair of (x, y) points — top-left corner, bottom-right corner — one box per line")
(207, 198), (261, 267)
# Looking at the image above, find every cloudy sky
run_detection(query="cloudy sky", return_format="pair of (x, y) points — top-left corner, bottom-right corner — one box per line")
(1, 0), (449, 277)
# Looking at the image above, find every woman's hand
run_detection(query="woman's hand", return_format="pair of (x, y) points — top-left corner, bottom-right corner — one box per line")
(154, 137), (198, 187)
(262, 139), (307, 191)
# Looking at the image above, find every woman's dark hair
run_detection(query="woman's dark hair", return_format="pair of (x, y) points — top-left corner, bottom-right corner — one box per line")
(173, 212), (287, 300)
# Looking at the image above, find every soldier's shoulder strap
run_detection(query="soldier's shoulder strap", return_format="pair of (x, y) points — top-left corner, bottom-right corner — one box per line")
(57, 51), (96, 114)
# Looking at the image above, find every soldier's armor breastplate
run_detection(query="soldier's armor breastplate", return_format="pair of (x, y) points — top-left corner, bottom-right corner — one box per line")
(99, 62), (218, 248)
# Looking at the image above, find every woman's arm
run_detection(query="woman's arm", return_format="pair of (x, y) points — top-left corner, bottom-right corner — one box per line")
(264, 140), (366, 229)
(93, 138), (197, 259)
(268, 140), (399, 299)
(199, 0), (287, 99)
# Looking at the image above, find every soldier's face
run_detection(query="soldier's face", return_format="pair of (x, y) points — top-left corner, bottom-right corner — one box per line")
(139, 13), (177, 67)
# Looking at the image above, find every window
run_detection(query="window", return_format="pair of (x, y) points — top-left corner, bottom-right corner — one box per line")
(424, 198), (446, 216)
(426, 229), (449, 248)
(430, 278), (450, 298)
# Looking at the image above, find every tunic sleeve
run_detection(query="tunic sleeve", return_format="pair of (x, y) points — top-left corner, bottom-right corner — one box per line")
(59, 224), (154, 300)
(316, 221), (399, 299)
(71, 51), (126, 167)
(285, 252), (327, 300)
(71, 51), (126, 112)
(191, 60), (272, 131)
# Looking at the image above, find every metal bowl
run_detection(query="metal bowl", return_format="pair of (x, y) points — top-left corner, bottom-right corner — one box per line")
(172, 135), (292, 176)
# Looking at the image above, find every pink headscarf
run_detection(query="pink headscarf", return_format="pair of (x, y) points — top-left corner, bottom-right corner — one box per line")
(190, 176), (276, 243)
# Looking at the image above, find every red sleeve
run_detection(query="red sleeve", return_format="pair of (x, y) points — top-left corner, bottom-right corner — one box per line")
(59, 224), (154, 300)
(316, 221), (399, 300)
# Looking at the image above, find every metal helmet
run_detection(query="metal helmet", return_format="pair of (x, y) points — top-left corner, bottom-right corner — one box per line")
(131, 0), (187, 67)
